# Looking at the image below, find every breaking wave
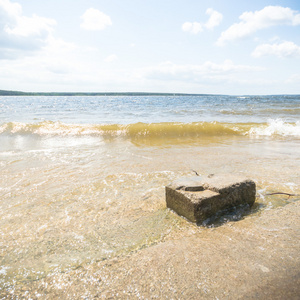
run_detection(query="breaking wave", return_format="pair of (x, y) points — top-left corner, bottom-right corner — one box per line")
(0, 119), (299, 139)
(249, 119), (300, 137)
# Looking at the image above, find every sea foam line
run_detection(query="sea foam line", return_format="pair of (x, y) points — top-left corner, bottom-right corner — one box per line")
(248, 119), (300, 137)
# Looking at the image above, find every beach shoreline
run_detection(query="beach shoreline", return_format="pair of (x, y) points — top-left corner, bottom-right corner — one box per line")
(1, 201), (299, 299)
(0, 94), (299, 298)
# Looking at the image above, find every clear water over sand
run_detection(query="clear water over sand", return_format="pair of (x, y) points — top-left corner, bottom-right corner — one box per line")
(0, 95), (299, 297)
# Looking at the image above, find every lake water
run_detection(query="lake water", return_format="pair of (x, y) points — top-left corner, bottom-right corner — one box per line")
(0, 95), (299, 296)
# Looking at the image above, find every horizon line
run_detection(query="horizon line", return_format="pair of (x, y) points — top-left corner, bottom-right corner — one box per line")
(0, 89), (299, 97)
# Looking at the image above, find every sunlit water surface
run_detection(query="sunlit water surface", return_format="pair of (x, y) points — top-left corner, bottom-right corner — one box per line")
(0, 95), (299, 295)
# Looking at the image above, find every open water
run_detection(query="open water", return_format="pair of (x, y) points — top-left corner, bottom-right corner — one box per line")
(0, 95), (299, 296)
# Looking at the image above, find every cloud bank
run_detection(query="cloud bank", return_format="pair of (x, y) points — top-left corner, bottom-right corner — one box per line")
(143, 60), (264, 83)
(0, 0), (56, 58)
(252, 41), (300, 58)
(217, 6), (300, 45)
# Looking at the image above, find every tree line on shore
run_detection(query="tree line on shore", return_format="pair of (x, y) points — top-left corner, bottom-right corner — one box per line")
(0, 90), (211, 96)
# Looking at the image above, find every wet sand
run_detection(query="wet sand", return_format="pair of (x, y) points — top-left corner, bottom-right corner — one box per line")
(2, 201), (299, 299)
(1, 119), (299, 299)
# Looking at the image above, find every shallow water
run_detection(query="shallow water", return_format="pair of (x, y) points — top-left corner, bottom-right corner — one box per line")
(0, 95), (299, 295)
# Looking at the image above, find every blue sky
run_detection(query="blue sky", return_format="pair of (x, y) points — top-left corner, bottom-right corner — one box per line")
(0, 0), (300, 94)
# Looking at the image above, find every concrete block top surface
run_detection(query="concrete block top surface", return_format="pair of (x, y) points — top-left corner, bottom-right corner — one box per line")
(169, 174), (253, 192)
(177, 189), (220, 204)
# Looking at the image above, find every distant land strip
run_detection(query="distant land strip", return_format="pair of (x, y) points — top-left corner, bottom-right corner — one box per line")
(0, 90), (213, 97)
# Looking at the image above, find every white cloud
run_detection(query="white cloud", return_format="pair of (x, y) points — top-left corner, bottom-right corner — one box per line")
(0, 3), (116, 92)
(285, 73), (300, 84)
(143, 60), (264, 82)
(205, 8), (223, 30)
(0, 0), (56, 58)
(217, 6), (300, 46)
(252, 41), (300, 58)
(130, 60), (271, 94)
(182, 22), (203, 34)
(0, 40), (105, 91)
(0, 0), (21, 18)
(41, 36), (78, 73)
(105, 54), (118, 62)
(182, 8), (222, 34)
(4, 14), (56, 37)
(0, 0), (56, 37)
(80, 8), (112, 31)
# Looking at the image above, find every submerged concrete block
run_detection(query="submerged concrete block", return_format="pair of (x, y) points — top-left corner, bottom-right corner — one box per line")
(165, 174), (256, 223)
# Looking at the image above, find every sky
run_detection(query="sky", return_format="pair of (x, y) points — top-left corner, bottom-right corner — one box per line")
(0, 0), (300, 95)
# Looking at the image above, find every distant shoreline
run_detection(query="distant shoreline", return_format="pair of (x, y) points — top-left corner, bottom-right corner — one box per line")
(1, 90), (299, 97)
(0, 90), (214, 97)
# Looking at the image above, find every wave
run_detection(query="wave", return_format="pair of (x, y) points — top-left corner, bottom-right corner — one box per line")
(249, 119), (300, 137)
(0, 119), (299, 139)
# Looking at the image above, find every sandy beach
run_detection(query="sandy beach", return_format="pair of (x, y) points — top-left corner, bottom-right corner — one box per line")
(1, 201), (299, 299)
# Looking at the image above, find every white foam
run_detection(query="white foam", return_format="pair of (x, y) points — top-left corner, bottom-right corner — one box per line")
(0, 266), (9, 275)
(249, 119), (300, 137)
